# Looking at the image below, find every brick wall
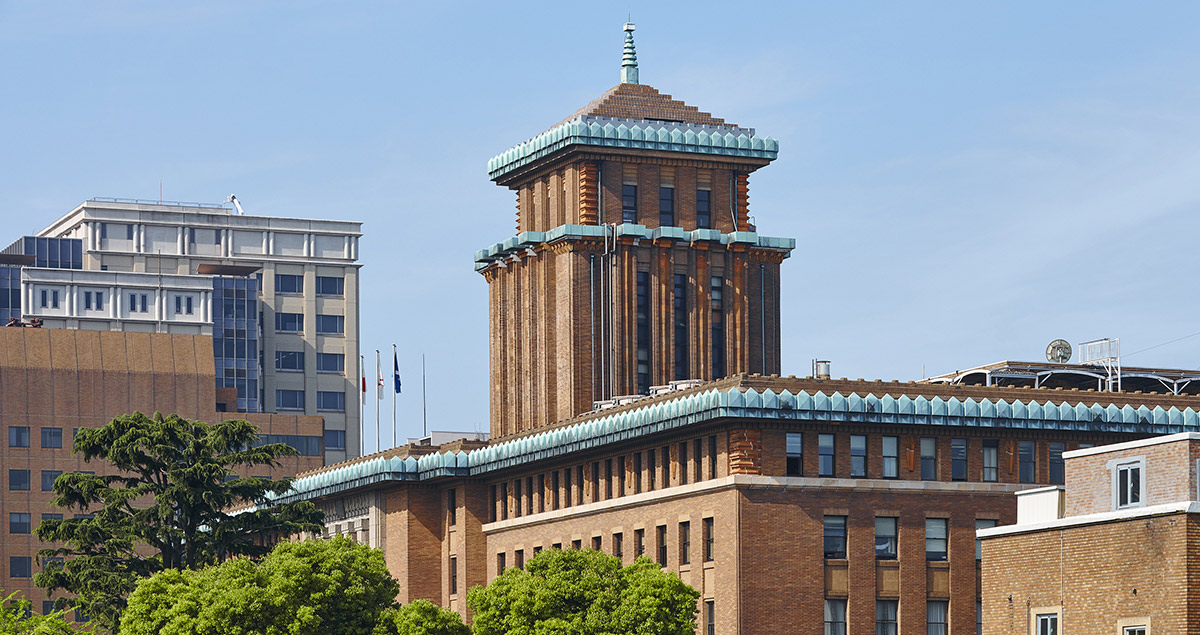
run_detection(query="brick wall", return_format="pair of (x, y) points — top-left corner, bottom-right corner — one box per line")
(1065, 437), (1198, 516)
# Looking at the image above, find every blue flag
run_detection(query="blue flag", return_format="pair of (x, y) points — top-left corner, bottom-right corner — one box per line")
(393, 349), (402, 394)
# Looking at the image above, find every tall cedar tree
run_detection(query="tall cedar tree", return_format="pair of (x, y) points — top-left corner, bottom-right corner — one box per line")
(35, 411), (324, 633)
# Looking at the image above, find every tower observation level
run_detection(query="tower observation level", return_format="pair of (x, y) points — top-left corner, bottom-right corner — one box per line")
(476, 24), (795, 437)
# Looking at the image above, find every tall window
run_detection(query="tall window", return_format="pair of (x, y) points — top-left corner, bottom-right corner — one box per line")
(819, 434), (835, 476)
(824, 600), (847, 635)
(850, 435), (867, 477)
(678, 442), (688, 485)
(562, 469), (572, 507)
(705, 600), (715, 635)
(693, 439), (703, 481)
(876, 600), (898, 635)
(673, 274), (688, 380)
(703, 517), (714, 561)
(633, 453), (642, 494)
(951, 438), (968, 481)
(921, 438), (937, 479)
(1049, 442), (1065, 484)
(447, 488), (457, 526)
(1019, 441), (1036, 483)
(926, 518), (948, 560)
(709, 436), (718, 479)
(635, 528), (645, 557)
(982, 439), (999, 481)
(622, 184), (638, 223)
(659, 186), (675, 226)
(875, 517), (897, 559)
(680, 521), (691, 565)
(636, 271), (650, 394)
(1035, 613), (1058, 635)
(786, 433), (803, 476)
(697, 189), (712, 229)
(551, 471), (560, 509)
(497, 552), (505, 574)
(614, 532), (624, 559)
(647, 449), (656, 490)
(823, 516), (847, 559)
(975, 519), (998, 560)
(927, 601), (948, 635)
(450, 556), (458, 595)
(1115, 460), (1142, 509)
(711, 276), (725, 378)
(656, 525), (668, 566)
(882, 436), (898, 478)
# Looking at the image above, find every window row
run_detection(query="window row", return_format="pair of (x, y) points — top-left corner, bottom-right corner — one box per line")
(822, 515), (998, 561)
(823, 599), (953, 635)
(275, 312), (345, 334)
(275, 351), (346, 374)
(488, 436), (720, 522)
(276, 390), (346, 412)
(495, 519), (716, 576)
(6, 469), (73, 491)
(7, 426), (64, 449)
(274, 274), (345, 296)
(634, 272), (726, 394)
(786, 433), (1074, 484)
(620, 185), (714, 229)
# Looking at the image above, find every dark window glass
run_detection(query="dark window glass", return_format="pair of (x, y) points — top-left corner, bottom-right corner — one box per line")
(709, 435), (718, 479)
(317, 353), (345, 373)
(9, 469), (30, 491)
(882, 436), (898, 478)
(614, 532), (623, 558)
(819, 434), (835, 476)
(275, 274), (303, 294)
(850, 435), (867, 477)
(8, 426), (29, 447)
(659, 186), (675, 226)
(921, 438), (937, 480)
(926, 518), (948, 560)
(952, 438), (968, 481)
(617, 456), (626, 496)
(786, 433), (804, 476)
(1019, 441), (1037, 483)
(10, 556), (32, 578)
(622, 184), (638, 223)
(516, 549), (525, 568)
(635, 528), (645, 557)
(876, 600), (898, 635)
(657, 525), (667, 566)
(497, 552), (505, 574)
(275, 389), (304, 410)
(1049, 442), (1065, 484)
(450, 556), (458, 595)
(591, 536), (601, 551)
(636, 271), (651, 393)
(875, 517), (897, 559)
(678, 442), (688, 485)
(9, 512), (31, 534)
(823, 516), (847, 559)
(275, 350), (304, 371)
(324, 430), (346, 451)
(697, 189), (712, 228)
(647, 449), (657, 490)
(41, 427), (62, 449)
(680, 521), (691, 565)
(982, 439), (999, 481)
(315, 276), (344, 296)
(706, 601), (715, 635)
(315, 314), (345, 334)
(275, 312), (303, 333)
(673, 273), (687, 380)
(633, 453), (642, 493)
(711, 276), (725, 378)
(316, 391), (345, 412)
(704, 517), (714, 561)
(825, 600), (847, 635)
(41, 470), (61, 491)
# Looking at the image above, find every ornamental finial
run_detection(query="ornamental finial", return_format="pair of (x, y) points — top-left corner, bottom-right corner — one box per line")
(621, 22), (638, 85)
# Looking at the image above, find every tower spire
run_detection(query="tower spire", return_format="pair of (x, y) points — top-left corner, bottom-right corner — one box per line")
(621, 22), (639, 85)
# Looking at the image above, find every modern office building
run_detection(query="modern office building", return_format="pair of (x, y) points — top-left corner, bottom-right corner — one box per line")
(0, 328), (324, 611)
(2, 198), (363, 462)
(257, 25), (1200, 634)
(979, 432), (1200, 634)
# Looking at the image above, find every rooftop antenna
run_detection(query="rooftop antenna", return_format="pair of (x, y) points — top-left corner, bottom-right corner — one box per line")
(226, 194), (246, 215)
(621, 22), (638, 84)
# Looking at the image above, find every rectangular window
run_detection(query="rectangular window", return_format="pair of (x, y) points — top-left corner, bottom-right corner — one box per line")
(680, 521), (691, 565)
(1019, 441), (1036, 483)
(982, 439), (999, 481)
(52, 290), (60, 308)
(324, 430), (346, 451)
(175, 296), (182, 314)
(819, 434), (835, 476)
(876, 600), (898, 635)
(703, 517), (714, 561)
(497, 552), (505, 574)
(551, 471), (560, 509)
(84, 290), (92, 310)
(882, 436), (898, 478)
(657, 525), (668, 566)
(96, 292), (104, 311)
(1124, 627), (1146, 635)
(42, 513), (62, 523)
(450, 556), (458, 595)
(41, 427), (62, 449)
(537, 474), (545, 512)
(614, 532), (623, 559)
(850, 435), (867, 477)
(41, 470), (62, 492)
(40, 289), (46, 308)
(926, 518), (948, 560)
(633, 453), (642, 493)
(1036, 613), (1058, 635)
(875, 516), (897, 559)
(661, 446), (670, 486)
(10, 556), (32, 579)
(9, 469), (30, 491)
(572, 539), (582, 551)
(316, 353), (345, 373)
(678, 442), (689, 485)
(516, 549), (525, 568)
(617, 456), (626, 496)
(697, 189), (712, 229)
(693, 438), (703, 481)
(275, 274), (303, 294)
(635, 528), (645, 557)
(1116, 460), (1142, 509)
(275, 312), (303, 333)
(275, 389), (304, 410)
(562, 469), (572, 506)
(952, 438), (968, 481)
(823, 516), (847, 559)
(499, 483), (508, 520)
(705, 600), (715, 635)
(921, 438), (937, 479)
(9, 512), (31, 534)
(1049, 442), (1065, 484)
(647, 449), (657, 490)
(927, 601), (948, 635)
(316, 391), (345, 412)
(8, 426), (29, 448)
(315, 276), (344, 296)
(592, 535), (602, 551)
(709, 435), (718, 479)
(591, 462), (600, 501)
(636, 271), (651, 394)
(316, 314), (345, 334)
(711, 276), (725, 378)
(659, 186), (675, 226)
(824, 599), (847, 635)
(975, 519), (998, 560)
(673, 273), (688, 380)
(185, 295), (193, 315)
(622, 184), (638, 224)
(275, 350), (304, 371)
(513, 479), (522, 517)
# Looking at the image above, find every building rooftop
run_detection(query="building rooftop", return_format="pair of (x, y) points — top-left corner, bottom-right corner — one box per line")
(922, 360), (1200, 395)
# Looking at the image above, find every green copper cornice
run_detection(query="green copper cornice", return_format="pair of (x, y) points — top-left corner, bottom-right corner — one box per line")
(486, 116), (779, 182)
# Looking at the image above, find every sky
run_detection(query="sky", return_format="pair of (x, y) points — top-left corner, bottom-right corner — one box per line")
(2, 2), (1199, 451)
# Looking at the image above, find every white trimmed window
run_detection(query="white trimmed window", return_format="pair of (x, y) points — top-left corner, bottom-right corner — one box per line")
(1113, 458), (1144, 510)
(1124, 627), (1146, 635)
(1035, 613), (1058, 635)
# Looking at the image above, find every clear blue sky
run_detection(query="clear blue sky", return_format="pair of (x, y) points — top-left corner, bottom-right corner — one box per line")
(3, 2), (1199, 450)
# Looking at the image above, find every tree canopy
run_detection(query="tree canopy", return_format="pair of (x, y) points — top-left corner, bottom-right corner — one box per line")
(374, 600), (471, 635)
(466, 549), (700, 635)
(0, 590), (91, 635)
(36, 411), (324, 633)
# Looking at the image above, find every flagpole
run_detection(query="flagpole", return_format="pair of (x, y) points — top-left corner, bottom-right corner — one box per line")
(375, 349), (382, 454)
(360, 354), (366, 457)
(421, 353), (428, 437)
(391, 343), (397, 449)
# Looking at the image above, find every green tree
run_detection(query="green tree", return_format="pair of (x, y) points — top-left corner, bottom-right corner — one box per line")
(0, 590), (91, 634)
(35, 411), (324, 633)
(467, 549), (700, 635)
(373, 600), (470, 635)
(120, 537), (399, 635)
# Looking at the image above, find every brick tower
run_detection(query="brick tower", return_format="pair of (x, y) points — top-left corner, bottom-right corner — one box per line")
(476, 24), (794, 437)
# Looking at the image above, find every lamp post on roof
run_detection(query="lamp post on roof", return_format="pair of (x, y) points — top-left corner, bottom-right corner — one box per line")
(621, 22), (639, 85)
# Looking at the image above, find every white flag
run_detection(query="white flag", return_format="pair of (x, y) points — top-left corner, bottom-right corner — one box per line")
(376, 350), (384, 400)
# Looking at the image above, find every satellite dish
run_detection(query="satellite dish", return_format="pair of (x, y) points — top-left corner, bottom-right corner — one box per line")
(1046, 339), (1072, 363)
